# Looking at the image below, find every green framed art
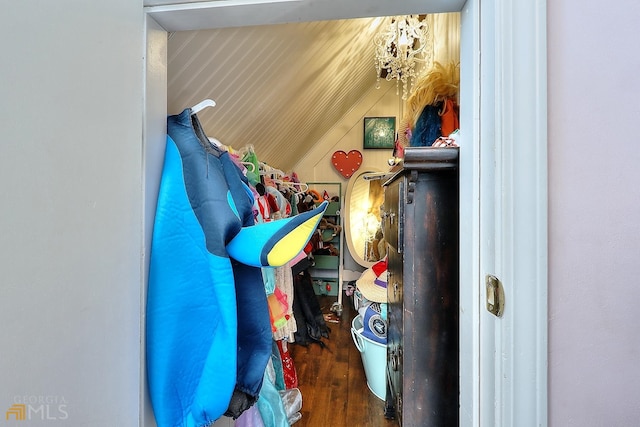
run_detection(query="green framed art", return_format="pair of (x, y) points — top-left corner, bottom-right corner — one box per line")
(363, 116), (396, 149)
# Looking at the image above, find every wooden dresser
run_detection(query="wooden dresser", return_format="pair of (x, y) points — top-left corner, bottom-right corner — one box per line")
(382, 147), (459, 426)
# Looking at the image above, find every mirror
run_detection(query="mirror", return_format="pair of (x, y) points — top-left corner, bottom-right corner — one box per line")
(344, 169), (387, 267)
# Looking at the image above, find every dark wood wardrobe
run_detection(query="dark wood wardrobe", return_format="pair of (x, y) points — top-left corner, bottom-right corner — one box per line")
(381, 147), (460, 426)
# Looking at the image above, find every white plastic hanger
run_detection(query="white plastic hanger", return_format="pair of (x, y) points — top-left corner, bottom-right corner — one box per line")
(280, 181), (308, 194)
(259, 162), (285, 178)
(240, 161), (256, 172)
(191, 99), (216, 114)
(208, 137), (223, 148)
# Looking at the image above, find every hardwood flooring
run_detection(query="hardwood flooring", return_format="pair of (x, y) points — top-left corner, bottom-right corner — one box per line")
(289, 294), (396, 427)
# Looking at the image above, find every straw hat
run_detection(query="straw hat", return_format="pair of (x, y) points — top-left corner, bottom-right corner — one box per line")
(355, 258), (388, 303)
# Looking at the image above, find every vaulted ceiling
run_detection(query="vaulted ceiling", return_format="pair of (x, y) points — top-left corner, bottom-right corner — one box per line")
(156, 0), (464, 171)
(167, 18), (391, 170)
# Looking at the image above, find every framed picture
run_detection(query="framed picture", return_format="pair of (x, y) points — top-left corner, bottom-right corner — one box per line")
(363, 117), (396, 149)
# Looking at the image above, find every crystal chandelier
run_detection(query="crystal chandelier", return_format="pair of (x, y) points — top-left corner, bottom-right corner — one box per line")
(374, 15), (433, 100)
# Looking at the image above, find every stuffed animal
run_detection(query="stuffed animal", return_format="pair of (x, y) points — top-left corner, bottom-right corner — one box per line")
(318, 217), (342, 235)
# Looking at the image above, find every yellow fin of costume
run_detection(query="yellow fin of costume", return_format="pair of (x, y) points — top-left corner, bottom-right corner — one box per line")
(227, 201), (328, 267)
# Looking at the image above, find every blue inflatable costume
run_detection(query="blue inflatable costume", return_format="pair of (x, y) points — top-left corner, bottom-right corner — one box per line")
(147, 109), (327, 426)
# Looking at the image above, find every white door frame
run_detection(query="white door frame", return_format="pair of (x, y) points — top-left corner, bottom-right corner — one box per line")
(459, 1), (547, 426)
(484, 0), (548, 425)
(142, 1), (548, 426)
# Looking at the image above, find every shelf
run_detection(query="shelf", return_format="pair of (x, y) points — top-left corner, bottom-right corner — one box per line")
(320, 228), (338, 242)
(308, 182), (343, 302)
(312, 254), (340, 270)
(323, 201), (340, 216)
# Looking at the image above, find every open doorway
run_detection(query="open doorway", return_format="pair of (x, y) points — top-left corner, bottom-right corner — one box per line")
(145, 3), (476, 427)
(165, 13), (460, 427)
(143, 1), (548, 426)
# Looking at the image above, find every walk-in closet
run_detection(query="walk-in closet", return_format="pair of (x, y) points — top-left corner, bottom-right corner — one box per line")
(144, 3), (462, 426)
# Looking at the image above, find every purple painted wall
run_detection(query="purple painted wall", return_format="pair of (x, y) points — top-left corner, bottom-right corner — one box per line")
(548, 1), (640, 425)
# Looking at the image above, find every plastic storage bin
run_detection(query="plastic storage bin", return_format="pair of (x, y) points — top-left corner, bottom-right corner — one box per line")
(350, 315), (386, 400)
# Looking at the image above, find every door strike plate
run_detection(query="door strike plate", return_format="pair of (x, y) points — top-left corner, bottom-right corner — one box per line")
(485, 274), (505, 317)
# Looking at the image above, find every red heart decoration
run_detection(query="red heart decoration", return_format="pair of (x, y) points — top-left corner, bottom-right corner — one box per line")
(331, 150), (363, 179)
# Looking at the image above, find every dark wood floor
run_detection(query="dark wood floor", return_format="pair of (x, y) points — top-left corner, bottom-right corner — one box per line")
(289, 294), (396, 427)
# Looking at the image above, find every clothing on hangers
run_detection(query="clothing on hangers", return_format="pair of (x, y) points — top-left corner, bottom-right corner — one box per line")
(241, 148), (261, 187)
(147, 108), (329, 425)
(411, 103), (442, 147)
(440, 98), (460, 136)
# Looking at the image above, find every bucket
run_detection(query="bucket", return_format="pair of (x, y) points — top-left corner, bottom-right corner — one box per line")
(351, 315), (386, 400)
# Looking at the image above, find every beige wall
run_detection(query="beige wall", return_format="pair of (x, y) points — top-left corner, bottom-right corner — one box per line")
(292, 79), (402, 187)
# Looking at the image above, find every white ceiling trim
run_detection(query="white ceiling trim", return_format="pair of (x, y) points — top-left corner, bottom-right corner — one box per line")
(144, 0), (465, 31)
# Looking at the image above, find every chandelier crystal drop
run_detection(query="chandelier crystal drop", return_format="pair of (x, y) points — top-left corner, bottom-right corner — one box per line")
(374, 15), (433, 100)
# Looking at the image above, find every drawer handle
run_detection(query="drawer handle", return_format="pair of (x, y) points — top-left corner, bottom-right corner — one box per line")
(390, 350), (399, 371)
